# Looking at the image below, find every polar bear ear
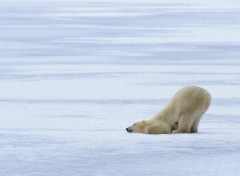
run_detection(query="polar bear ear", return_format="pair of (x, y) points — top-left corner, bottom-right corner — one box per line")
(142, 120), (146, 124)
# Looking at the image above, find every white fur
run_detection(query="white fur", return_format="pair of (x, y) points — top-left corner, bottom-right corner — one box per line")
(126, 86), (211, 134)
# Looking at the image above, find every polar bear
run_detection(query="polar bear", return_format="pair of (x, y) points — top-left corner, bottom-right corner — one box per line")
(126, 86), (211, 134)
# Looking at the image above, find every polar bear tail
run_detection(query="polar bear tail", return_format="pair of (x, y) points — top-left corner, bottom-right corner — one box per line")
(204, 90), (211, 110)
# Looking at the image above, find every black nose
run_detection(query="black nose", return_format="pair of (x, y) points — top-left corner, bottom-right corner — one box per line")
(126, 128), (133, 133)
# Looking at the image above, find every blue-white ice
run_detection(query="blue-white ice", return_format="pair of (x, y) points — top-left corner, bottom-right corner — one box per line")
(0, 0), (240, 175)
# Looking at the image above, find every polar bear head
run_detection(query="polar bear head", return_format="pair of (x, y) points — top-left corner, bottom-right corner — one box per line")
(126, 120), (147, 133)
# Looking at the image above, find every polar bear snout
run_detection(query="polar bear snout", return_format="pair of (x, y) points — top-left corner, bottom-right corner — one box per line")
(126, 127), (133, 133)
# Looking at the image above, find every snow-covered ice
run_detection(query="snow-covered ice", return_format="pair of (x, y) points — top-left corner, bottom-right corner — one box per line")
(0, 0), (240, 175)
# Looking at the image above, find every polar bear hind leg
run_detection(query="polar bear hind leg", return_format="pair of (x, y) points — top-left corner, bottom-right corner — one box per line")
(190, 116), (202, 133)
(173, 111), (204, 134)
(172, 114), (193, 133)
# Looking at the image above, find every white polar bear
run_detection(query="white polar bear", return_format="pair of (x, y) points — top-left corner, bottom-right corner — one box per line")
(126, 86), (211, 134)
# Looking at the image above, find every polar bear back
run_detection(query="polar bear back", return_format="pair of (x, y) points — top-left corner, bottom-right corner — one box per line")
(169, 86), (211, 114)
(152, 86), (212, 126)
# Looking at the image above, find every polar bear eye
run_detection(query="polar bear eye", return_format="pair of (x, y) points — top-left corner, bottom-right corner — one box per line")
(133, 123), (136, 125)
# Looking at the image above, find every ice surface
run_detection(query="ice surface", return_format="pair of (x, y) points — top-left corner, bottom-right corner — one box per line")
(0, 0), (240, 176)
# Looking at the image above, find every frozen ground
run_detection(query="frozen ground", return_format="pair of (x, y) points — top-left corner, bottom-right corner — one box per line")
(0, 0), (240, 175)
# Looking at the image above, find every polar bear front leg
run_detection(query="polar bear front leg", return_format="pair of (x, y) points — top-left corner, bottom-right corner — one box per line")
(145, 125), (171, 134)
